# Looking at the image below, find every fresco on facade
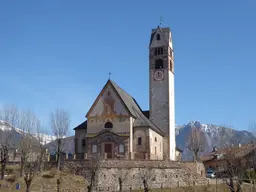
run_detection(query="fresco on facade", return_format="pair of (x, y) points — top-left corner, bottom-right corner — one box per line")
(87, 132), (130, 138)
(88, 85), (129, 120)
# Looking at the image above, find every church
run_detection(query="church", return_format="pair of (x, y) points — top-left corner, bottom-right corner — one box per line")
(74, 25), (182, 161)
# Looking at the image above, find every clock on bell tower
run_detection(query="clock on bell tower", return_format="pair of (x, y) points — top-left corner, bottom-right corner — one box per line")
(149, 25), (176, 161)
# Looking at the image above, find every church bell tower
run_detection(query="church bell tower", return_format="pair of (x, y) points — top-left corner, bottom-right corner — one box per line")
(149, 26), (176, 160)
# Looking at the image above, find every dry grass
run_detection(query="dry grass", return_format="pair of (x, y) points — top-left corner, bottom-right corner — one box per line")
(0, 168), (87, 192)
(133, 183), (254, 192)
(0, 171), (255, 192)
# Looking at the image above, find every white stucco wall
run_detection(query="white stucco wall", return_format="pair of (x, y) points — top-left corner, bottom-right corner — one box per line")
(149, 129), (163, 160)
(168, 71), (176, 161)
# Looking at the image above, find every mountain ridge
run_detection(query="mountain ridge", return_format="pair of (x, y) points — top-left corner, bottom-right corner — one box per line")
(1, 120), (255, 161)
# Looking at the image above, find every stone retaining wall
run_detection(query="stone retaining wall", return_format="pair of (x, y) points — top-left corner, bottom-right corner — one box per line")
(54, 160), (206, 191)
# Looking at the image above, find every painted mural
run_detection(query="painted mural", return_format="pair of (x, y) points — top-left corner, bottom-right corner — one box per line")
(87, 132), (130, 138)
(88, 85), (129, 120)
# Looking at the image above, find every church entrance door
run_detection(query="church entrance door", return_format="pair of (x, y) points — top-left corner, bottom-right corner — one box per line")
(104, 143), (113, 158)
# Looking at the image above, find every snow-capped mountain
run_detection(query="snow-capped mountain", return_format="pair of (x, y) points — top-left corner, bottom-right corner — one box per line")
(5, 118), (253, 160)
(0, 120), (56, 145)
(176, 121), (256, 161)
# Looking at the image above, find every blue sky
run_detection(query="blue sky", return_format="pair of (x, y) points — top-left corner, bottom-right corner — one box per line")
(0, 0), (256, 134)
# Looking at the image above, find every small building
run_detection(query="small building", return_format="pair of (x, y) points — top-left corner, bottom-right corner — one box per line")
(200, 143), (256, 173)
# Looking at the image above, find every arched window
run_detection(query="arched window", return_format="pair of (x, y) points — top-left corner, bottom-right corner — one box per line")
(155, 137), (157, 142)
(104, 122), (113, 129)
(154, 47), (163, 56)
(138, 137), (142, 145)
(82, 139), (86, 147)
(156, 34), (161, 40)
(155, 59), (163, 69)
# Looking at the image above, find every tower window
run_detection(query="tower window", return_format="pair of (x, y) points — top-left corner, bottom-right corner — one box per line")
(138, 137), (142, 145)
(104, 121), (113, 128)
(154, 48), (163, 56)
(155, 137), (157, 142)
(82, 139), (86, 147)
(156, 34), (161, 40)
(155, 59), (163, 69)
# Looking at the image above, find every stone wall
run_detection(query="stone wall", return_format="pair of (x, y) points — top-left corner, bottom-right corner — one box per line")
(178, 161), (205, 177)
(59, 160), (207, 191)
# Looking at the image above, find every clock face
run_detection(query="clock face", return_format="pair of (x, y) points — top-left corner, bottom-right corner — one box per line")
(154, 70), (164, 81)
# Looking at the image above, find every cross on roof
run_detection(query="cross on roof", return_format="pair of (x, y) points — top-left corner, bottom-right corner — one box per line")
(160, 16), (163, 26)
(108, 72), (112, 79)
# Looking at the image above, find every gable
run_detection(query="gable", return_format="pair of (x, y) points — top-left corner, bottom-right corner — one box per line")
(149, 27), (172, 49)
(86, 83), (130, 119)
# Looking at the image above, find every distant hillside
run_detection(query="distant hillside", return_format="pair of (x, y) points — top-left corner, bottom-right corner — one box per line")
(44, 135), (75, 154)
(176, 121), (256, 161)
(0, 120), (56, 148)
(3, 119), (254, 161)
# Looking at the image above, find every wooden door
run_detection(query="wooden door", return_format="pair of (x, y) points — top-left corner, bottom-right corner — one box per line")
(104, 143), (112, 158)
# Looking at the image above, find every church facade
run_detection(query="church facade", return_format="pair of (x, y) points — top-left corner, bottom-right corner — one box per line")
(74, 25), (182, 161)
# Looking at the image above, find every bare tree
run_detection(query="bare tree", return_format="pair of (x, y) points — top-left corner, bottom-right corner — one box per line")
(0, 131), (12, 180)
(34, 124), (48, 172)
(0, 104), (19, 180)
(116, 168), (128, 192)
(50, 108), (70, 171)
(18, 109), (43, 192)
(139, 168), (155, 192)
(87, 158), (100, 192)
(217, 125), (256, 192)
(187, 128), (204, 162)
(1, 104), (19, 127)
(23, 162), (37, 192)
(68, 158), (100, 192)
(18, 109), (38, 177)
(247, 121), (256, 190)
